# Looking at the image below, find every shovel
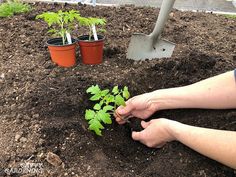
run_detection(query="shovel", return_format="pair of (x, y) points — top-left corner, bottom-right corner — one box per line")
(127, 0), (176, 60)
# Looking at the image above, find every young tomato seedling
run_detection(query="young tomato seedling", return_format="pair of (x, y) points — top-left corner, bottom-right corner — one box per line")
(36, 10), (80, 45)
(78, 17), (106, 41)
(85, 85), (130, 136)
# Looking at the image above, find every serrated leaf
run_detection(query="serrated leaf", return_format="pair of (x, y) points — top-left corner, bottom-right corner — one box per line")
(112, 86), (119, 95)
(104, 94), (114, 104)
(85, 85), (131, 136)
(86, 85), (101, 95)
(122, 86), (130, 99)
(47, 29), (57, 34)
(97, 110), (112, 124)
(93, 103), (101, 110)
(89, 17), (106, 26)
(101, 113), (112, 124)
(88, 119), (104, 136)
(96, 110), (105, 121)
(78, 17), (90, 26)
(90, 94), (101, 101)
(99, 100), (104, 106)
(100, 89), (109, 96)
(0, 1), (31, 18)
(103, 105), (114, 112)
(85, 109), (95, 120)
(36, 10), (80, 45)
(115, 95), (125, 106)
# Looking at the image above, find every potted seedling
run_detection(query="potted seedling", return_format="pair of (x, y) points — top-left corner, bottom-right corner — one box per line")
(36, 10), (80, 67)
(85, 85), (130, 136)
(77, 17), (106, 65)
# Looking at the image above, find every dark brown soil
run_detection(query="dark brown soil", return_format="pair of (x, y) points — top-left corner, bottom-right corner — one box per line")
(0, 2), (236, 177)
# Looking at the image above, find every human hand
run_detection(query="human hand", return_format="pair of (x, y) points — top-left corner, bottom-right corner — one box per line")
(114, 92), (158, 124)
(132, 118), (176, 148)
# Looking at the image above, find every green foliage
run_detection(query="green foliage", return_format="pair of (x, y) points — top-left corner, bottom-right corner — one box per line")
(223, 14), (236, 19)
(36, 10), (80, 45)
(0, 0), (31, 18)
(85, 85), (130, 136)
(77, 17), (106, 41)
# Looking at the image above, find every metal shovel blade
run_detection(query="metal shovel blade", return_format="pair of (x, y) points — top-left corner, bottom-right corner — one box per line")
(126, 0), (176, 60)
(126, 33), (175, 60)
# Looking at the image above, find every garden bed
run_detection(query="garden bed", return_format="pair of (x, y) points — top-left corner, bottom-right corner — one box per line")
(0, 2), (236, 176)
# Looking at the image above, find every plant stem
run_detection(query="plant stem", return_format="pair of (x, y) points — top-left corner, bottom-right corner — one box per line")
(89, 25), (92, 41)
(59, 15), (65, 45)
(107, 111), (115, 114)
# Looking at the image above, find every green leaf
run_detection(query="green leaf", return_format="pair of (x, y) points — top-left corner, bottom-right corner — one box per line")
(99, 100), (104, 106)
(96, 110), (105, 121)
(101, 89), (109, 96)
(122, 86), (130, 99)
(0, 1), (31, 18)
(103, 105), (114, 112)
(36, 10), (80, 44)
(89, 17), (106, 26)
(93, 103), (101, 110)
(47, 29), (57, 34)
(78, 17), (90, 26)
(104, 95), (114, 104)
(88, 119), (104, 136)
(97, 110), (112, 124)
(101, 113), (112, 124)
(86, 85), (101, 95)
(115, 95), (125, 106)
(85, 85), (131, 136)
(112, 86), (119, 95)
(85, 109), (95, 120)
(90, 94), (101, 101)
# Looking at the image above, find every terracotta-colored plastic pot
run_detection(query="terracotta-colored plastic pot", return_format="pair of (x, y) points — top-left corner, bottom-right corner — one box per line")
(78, 35), (105, 65)
(46, 38), (77, 67)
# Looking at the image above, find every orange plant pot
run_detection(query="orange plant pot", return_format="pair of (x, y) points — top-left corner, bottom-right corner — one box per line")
(47, 38), (77, 67)
(78, 35), (105, 65)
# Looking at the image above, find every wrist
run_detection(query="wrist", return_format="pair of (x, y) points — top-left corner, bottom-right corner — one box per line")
(166, 119), (185, 142)
(148, 89), (173, 111)
(148, 86), (190, 111)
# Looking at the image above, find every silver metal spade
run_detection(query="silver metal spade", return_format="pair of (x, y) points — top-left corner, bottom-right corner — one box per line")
(127, 0), (176, 60)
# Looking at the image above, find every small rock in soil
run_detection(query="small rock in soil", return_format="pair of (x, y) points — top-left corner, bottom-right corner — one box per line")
(15, 132), (23, 141)
(19, 137), (27, 143)
(0, 73), (4, 79)
(46, 152), (64, 168)
(32, 114), (39, 119)
(38, 138), (45, 146)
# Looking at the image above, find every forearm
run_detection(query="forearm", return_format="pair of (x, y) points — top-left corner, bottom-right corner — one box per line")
(168, 120), (236, 169)
(150, 70), (236, 110)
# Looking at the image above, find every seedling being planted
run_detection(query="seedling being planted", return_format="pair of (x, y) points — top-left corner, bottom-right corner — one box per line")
(85, 85), (130, 136)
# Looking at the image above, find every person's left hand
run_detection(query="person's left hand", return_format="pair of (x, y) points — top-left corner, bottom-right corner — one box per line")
(132, 118), (176, 148)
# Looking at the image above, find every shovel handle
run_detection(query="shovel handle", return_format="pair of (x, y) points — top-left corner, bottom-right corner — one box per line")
(150, 0), (176, 40)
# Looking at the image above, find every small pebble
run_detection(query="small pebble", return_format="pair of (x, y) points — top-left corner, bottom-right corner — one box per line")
(46, 152), (64, 168)
(20, 137), (27, 143)
(15, 133), (23, 141)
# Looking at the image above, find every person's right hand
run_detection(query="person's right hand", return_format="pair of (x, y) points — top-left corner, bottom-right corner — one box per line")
(114, 92), (158, 124)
